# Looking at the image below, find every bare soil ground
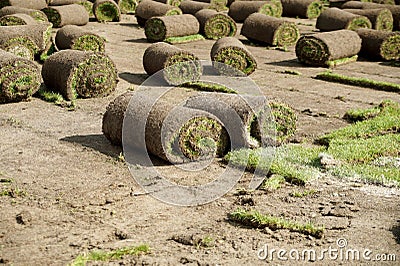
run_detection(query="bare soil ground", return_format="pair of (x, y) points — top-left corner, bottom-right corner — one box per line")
(0, 15), (399, 265)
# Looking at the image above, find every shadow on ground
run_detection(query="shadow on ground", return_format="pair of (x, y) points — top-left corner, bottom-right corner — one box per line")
(119, 23), (142, 28)
(119, 72), (148, 85)
(265, 58), (308, 68)
(391, 222), (400, 244)
(125, 38), (149, 44)
(61, 134), (121, 158)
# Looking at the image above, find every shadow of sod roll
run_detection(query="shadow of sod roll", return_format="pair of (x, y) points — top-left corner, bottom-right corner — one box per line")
(195, 9), (237, 40)
(135, 0), (182, 27)
(316, 8), (372, 31)
(0, 6), (48, 22)
(228, 0), (283, 23)
(55, 25), (105, 52)
(42, 4), (89, 27)
(93, 0), (121, 22)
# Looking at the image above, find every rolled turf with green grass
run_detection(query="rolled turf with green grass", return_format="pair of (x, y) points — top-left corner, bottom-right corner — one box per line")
(210, 37), (257, 75)
(93, 0), (121, 22)
(143, 42), (202, 85)
(241, 13), (300, 47)
(0, 6), (48, 21)
(115, 0), (137, 14)
(343, 8), (393, 31)
(42, 4), (89, 27)
(191, 0), (228, 11)
(295, 30), (362, 67)
(0, 49), (41, 103)
(55, 25), (105, 52)
(195, 9), (236, 39)
(0, 0), (47, 10)
(41, 50), (118, 100)
(228, 0), (283, 22)
(0, 13), (37, 25)
(281, 0), (323, 19)
(179, 0), (211, 15)
(153, 0), (182, 7)
(316, 8), (372, 31)
(135, 0), (182, 26)
(357, 29), (400, 60)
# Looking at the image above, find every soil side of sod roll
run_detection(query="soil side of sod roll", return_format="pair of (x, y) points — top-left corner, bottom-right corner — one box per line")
(280, 0), (322, 19)
(228, 0), (283, 23)
(0, 6), (48, 21)
(0, 0), (48, 10)
(93, 0), (121, 22)
(41, 49), (118, 100)
(343, 8), (393, 31)
(195, 9), (237, 39)
(179, 0), (210, 15)
(0, 13), (38, 25)
(42, 4), (89, 27)
(0, 49), (41, 103)
(356, 28), (400, 60)
(316, 8), (372, 31)
(55, 25), (105, 52)
(135, 0), (182, 26)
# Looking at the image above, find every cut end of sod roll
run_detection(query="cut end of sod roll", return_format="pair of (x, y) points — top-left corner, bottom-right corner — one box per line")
(93, 0), (121, 22)
(0, 13), (37, 26)
(55, 25), (106, 52)
(195, 9), (237, 40)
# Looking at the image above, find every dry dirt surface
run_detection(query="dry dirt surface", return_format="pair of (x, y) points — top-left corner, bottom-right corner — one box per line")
(0, 15), (399, 265)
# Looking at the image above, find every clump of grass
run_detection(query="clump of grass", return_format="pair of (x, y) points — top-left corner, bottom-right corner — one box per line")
(344, 106), (381, 122)
(281, 69), (301, 75)
(181, 81), (237, 93)
(71, 244), (150, 266)
(289, 189), (317, 198)
(260, 174), (285, 190)
(198, 236), (215, 248)
(36, 87), (76, 110)
(0, 188), (27, 197)
(165, 34), (205, 44)
(228, 208), (324, 238)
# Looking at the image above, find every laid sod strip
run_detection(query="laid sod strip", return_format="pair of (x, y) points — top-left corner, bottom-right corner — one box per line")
(295, 30), (361, 67)
(241, 13), (300, 48)
(164, 34), (205, 44)
(93, 0), (121, 22)
(115, 0), (137, 14)
(281, 0), (323, 19)
(0, 13), (37, 25)
(135, 0), (182, 27)
(343, 8), (393, 31)
(210, 37), (257, 75)
(143, 42), (202, 85)
(181, 81), (237, 93)
(0, 6), (48, 22)
(42, 4), (89, 27)
(195, 9), (236, 40)
(55, 25), (105, 52)
(153, 0), (182, 7)
(228, 209), (324, 238)
(356, 29), (400, 61)
(315, 71), (400, 93)
(179, 0), (210, 15)
(0, 0), (47, 9)
(343, 105), (382, 122)
(144, 14), (200, 42)
(41, 50), (118, 100)
(316, 8), (372, 31)
(0, 49), (41, 103)
(228, 0), (283, 23)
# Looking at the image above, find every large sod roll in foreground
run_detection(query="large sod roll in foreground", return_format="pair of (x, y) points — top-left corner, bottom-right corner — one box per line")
(0, 6), (48, 21)
(143, 42), (202, 85)
(93, 0), (121, 22)
(228, 0), (283, 23)
(179, 0), (210, 15)
(0, 0), (47, 10)
(144, 14), (200, 42)
(42, 50), (118, 100)
(343, 8), (393, 31)
(195, 9), (236, 39)
(356, 29), (400, 61)
(55, 25), (105, 52)
(0, 13), (37, 25)
(135, 0), (182, 26)
(210, 37), (257, 75)
(42, 4), (89, 27)
(281, 0), (322, 19)
(316, 8), (372, 31)
(0, 49), (41, 103)
(241, 13), (300, 47)
(295, 30), (362, 67)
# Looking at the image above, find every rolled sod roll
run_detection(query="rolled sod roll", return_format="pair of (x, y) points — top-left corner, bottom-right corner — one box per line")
(135, 0), (182, 26)
(179, 0), (210, 15)
(228, 0), (283, 23)
(143, 42), (202, 85)
(195, 9), (236, 39)
(295, 29), (362, 66)
(144, 14), (200, 42)
(281, 0), (323, 19)
(316, 8), (372, 31)
(210, 37), (257, 75)
(241, 13), (300, 47)
(0, 6), (48, 21)
(41, 50), (118, 100)
(356, 29), (400, 60)
(93, 0), (121, 22)
(0, 22), (52, 60)
(0, 0), (48, 10)
(42, 4), (89, 27)
(0, 13), (37, 25)
(193, 0), (228, 11)
(55, 25), (105, 52)
(153, 0), (182, 7)
(115, 0), (137, 14)
(0, 49), (41, 103)
(343, 8), (393, 31)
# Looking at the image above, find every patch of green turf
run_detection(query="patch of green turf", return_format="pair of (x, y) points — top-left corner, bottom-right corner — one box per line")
(164, 34), (205, 44)
(326, 55), (358, 68)
(344, 106), (381, 122)
(0, 187), (27, 197)
(260, 174), (285, 190)
(35, 87), (76, 110)
(289, 189), (317, 198)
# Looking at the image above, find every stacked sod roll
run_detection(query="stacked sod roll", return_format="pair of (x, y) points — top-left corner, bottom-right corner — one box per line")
(356, 29), (400, 61)
(42, 4), (89, 27)
(179, 0), (210, 15)
(195, 9), (236, 39)
(281, 0), (323, 19)
(343, 8), (393, 31)
(135, 0), (182, 26)
(93, 0), (121, 22)
(0, 0), (48, 10)
(115, 0), (137, 14)
(143, 42), (202, 85)
(295, 30), (362, 67)
(153, 0), (182, 7)
(55, 25), (105, 52)
(210, 37), (257, 75)
(0, 13), (37, 25)
(241, 13), (300, 47)
(41, 50), (118, 100)
(316, 8), (372, 31)
(0, 49), (41, 103)
(228, 0), (283, 23)
(0, 6), (48, 21)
